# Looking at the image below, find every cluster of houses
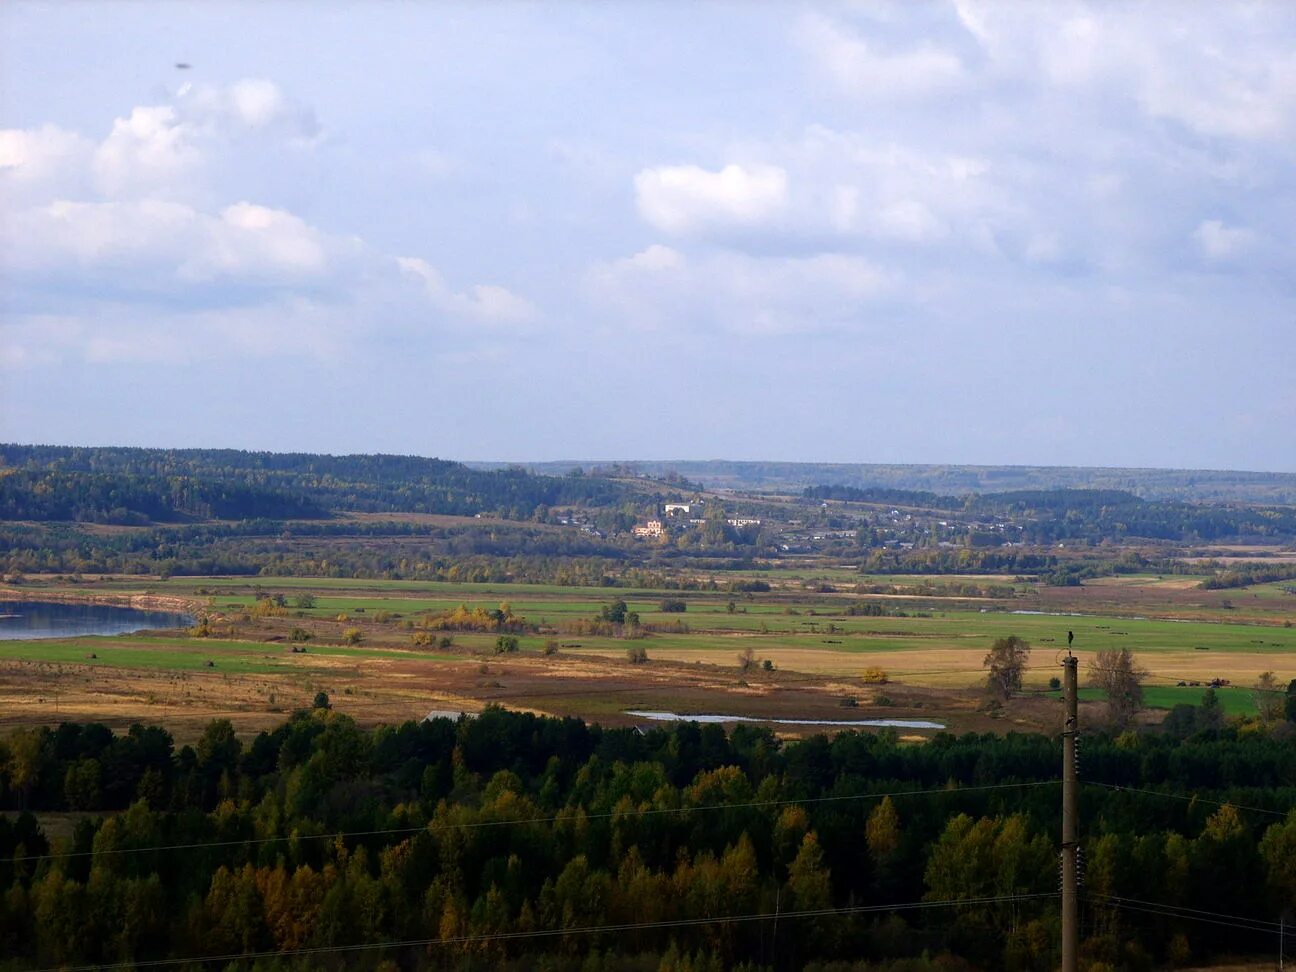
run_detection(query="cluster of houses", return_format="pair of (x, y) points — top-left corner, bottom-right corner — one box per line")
(631, 499), (762, 539)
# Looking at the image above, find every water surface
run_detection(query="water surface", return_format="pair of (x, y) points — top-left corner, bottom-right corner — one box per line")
(0, 600), (194, 640)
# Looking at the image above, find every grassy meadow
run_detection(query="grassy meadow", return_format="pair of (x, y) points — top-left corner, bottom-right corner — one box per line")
(4, 567), (1292, 730)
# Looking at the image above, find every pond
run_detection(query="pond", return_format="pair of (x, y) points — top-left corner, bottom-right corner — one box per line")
(0, 600), (194, 640)
(625, 710), (945, 729)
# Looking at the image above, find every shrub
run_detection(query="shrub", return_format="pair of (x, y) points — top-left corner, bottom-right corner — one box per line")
(761, 658), (775, 672)
(659, 598), (687, 613)
(542, 640), (559, 656)
(289, 627), (312, 643)
(495, 635), (520, 654)
(418, 603), (530, 633)
(313, 691), (331, 710)
(342, 627), (363, 645)
(626, 644), (648, 664)
(293, 594), (316, 609)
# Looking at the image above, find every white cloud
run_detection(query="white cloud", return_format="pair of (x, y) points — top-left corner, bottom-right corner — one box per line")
(1193, 219), (1256, 261)
(0, 80), (322, 203)
(635, 129), (1003, 253)
(634, 163), (788, 235)
(954, 1), (1296, 140)
(0, 125), (93, 192)
(6, 199), (338, 292)
(799, 13), (964, 97)
(179, 79), (321, 142)
(397, 257), (537, 326)
(0, 83), (538, 368)
(92, 105), (203, 198)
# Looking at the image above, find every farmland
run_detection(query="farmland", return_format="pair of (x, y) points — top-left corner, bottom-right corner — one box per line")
(4, 563), (1292, 738)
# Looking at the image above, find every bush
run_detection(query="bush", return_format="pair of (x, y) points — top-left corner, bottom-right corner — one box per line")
(342, 627), (363, 645)
(542, 640), (559, 656)
(289, 627), (312, 642)
(626, 644), (648, 664)
(293, 594), (316, 609)
(659, 598), (687, 613)
(761, 658), (775, 672)
(312, 691), (330, 710)
(495, 635), (520, 654)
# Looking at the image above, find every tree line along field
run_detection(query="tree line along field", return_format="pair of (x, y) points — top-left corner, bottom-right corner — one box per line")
(3, 565), (1292, 736)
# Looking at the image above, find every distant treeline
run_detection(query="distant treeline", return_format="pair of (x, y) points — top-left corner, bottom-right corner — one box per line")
(3, 710), (1296, 971)
(1199, 562), (1296, 590)
(0, 519), (629, 580)
(808, 485), (1296, 543)
(0, 445), (630, 521)
(0, 518), (771, 584)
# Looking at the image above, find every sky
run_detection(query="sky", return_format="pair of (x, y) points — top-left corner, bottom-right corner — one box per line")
(1, 1), (1293, 471)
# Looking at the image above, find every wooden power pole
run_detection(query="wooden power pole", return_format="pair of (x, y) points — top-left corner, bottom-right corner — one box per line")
(1062, 653), (1079, 972)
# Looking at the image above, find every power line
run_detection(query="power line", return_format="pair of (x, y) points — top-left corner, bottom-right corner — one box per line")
(1088, 893), (1282, 934)
(13, 779), (1059, 864)
(24, 891), (1059, 972)
(1083, 780), (1292, 819)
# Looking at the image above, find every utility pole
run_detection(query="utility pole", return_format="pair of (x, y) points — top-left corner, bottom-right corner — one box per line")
(1061, 652), (1079, 972)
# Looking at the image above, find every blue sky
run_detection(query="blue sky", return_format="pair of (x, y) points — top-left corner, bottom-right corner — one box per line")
(2, 1), (1293, 470)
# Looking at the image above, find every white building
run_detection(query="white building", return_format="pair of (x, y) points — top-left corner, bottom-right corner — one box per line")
(633, 519), (664, 538)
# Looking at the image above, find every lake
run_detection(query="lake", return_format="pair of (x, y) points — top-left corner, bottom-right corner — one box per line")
(0, 600), (194, 640)
(625, 710), (945, 729)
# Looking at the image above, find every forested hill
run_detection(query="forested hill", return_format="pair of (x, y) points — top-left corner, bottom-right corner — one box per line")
(501, 460), (1296, 504)
(0, 445), (630, 523)
(806, 485), (1296, 543)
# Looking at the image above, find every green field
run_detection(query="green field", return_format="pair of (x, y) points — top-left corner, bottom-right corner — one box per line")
(1067, 684), (1261, 716)
(0, 632), (459, 674)
(9, 573), (1293, 729)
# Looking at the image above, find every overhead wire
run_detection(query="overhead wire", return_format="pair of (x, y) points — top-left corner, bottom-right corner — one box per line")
(1087, 893), (1283, 935)
(12, 778), (1059, 864)
(1082, 780), (1292, 819)
(23, 891), (1060, 972)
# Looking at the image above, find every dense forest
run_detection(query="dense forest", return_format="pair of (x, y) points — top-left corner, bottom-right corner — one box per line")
(3, 707), (1296, 971)
(0, 469), (327, 524)
(0, 445), (630, 520)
